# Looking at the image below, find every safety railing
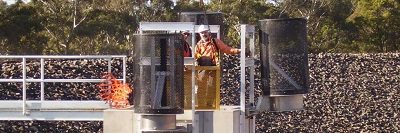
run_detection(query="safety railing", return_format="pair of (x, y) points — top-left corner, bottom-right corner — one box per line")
(0, 55), (127, 121)
(183, 66), (221, 110)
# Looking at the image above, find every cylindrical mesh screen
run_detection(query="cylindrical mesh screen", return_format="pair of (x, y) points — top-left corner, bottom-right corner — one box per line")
(133, 33), (184, 114)
(259, 18), (309, 96)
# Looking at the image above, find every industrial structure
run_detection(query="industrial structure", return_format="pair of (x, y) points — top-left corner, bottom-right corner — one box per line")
(0, 13), (309, 133)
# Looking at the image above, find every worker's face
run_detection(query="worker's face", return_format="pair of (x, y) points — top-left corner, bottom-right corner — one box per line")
(182, 32), (189, 40)
(199, 31), (210, 41)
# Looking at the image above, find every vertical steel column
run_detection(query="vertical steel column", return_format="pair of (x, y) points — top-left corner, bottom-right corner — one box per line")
(191, 29), (197, 133)
(107, 58), (112, 92)
(240, 25), (246, 133)
(123, 57), (126, 84)
(107, 58), (111, 74)
(249, 28), (256, 133)
(240, 24), (256, 133)
(22, 58), (27, 115)
(41, 58), (45, 101)
(249, 30), (255, 106)
(217, 25), (220, 39)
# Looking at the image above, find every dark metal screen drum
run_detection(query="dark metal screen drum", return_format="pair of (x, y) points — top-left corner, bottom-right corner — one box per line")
(133, 33), (184, 114)
(259, 18), (309, 96)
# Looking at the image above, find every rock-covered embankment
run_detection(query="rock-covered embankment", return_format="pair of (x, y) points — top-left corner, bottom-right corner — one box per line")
(1, 53), (400, 132)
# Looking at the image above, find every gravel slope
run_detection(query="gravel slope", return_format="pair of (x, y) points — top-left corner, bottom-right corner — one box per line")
(1, 53), (399, 132)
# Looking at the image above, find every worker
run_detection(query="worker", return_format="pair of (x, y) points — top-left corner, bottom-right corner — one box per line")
(181, 31), (194, 109)
(181, 31), (192, 57)
(194, 24), (240, 108)
(195, 25), (240, 66)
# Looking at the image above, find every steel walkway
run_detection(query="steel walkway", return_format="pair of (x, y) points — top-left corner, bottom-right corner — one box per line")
(0, 55), (127, 121)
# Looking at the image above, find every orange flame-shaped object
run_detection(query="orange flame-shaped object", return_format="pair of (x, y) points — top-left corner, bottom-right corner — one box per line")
(98, 73), (133, 109)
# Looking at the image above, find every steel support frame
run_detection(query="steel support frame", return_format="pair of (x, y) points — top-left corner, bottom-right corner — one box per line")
(240, 24), (256, 133)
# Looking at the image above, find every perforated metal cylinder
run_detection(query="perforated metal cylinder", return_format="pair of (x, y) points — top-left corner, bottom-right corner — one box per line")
(133, 33), (184, 114)
(259, 18), (309, 96)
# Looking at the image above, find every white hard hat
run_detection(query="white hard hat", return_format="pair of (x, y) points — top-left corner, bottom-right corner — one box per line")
(197, 25), (209, 33)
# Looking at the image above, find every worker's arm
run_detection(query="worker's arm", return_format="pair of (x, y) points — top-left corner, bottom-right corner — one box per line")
(194, 44), (202, 60)
(215, 39), (240, 54)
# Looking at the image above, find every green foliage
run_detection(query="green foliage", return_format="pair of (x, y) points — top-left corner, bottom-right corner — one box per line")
(347, 0), (400, 52)
(34, 0), (136, 55)
(76, 9), (136, 39)
(0, 1), (6, 11)
(174, 0), (203, 12)
(135, 0), (177, 22)
(0, 0), (399, 54)
(307, 0), (358, 53)
(0, 2), (47, 54)
(208, 0), (279, 46)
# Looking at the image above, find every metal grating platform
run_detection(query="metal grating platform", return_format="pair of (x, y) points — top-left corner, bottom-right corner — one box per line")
(0, 100), (109, 121)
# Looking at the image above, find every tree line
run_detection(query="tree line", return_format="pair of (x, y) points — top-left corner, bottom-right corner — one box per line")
(0, 0), (399, 55)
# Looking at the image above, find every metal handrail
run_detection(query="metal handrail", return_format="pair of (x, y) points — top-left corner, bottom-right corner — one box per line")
(240, 25), (256, 133)
(0, 55), (127, 115)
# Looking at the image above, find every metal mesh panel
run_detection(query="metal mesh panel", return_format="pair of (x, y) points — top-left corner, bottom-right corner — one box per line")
(259, 18), (309, 96)
(133, 34), (184, 114)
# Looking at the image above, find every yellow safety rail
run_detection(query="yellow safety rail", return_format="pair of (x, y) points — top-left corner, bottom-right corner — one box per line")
(184, 66), (220, 110)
